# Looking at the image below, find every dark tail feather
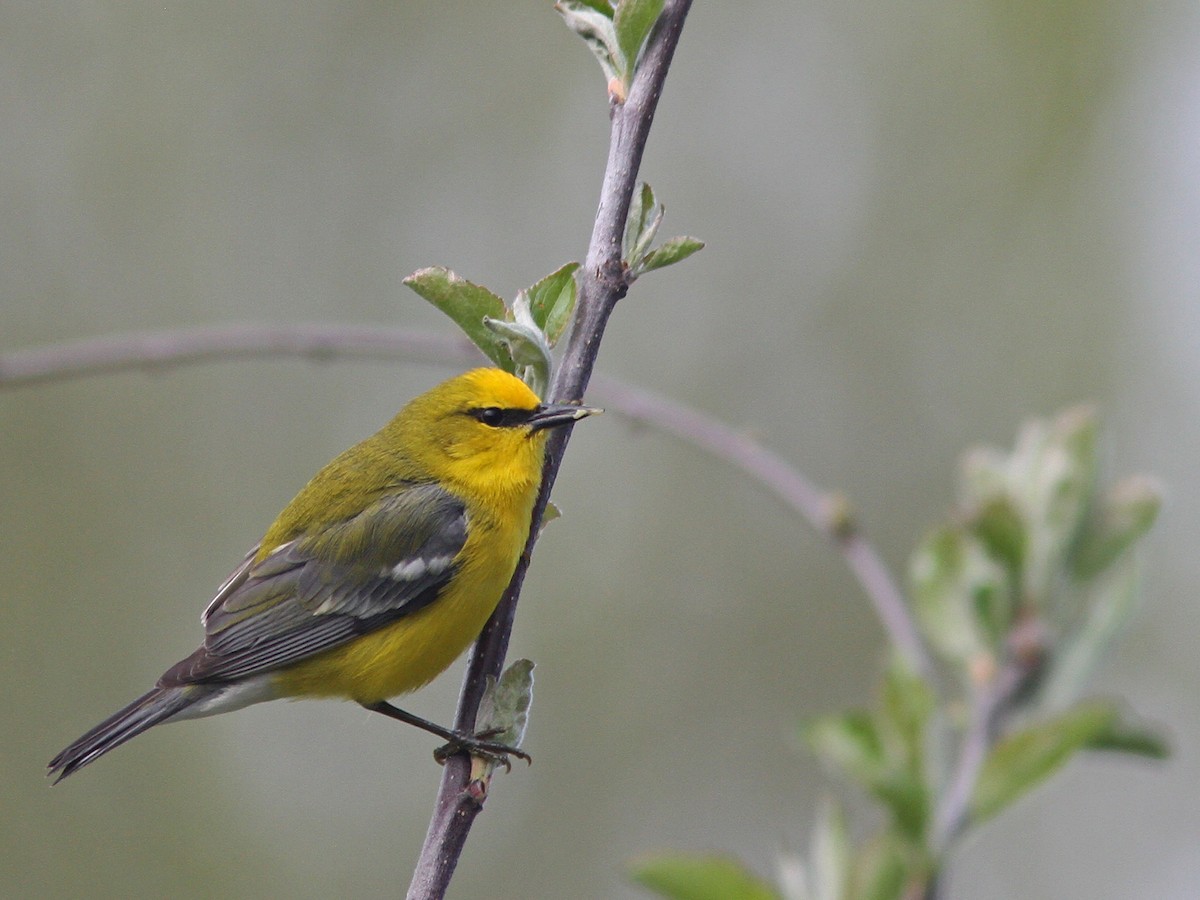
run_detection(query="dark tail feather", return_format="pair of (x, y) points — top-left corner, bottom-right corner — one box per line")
(48, 686), (200, 783)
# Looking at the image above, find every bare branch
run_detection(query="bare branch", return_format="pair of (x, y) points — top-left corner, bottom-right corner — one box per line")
(929, 612), (1046, 869)
(0, 324), (480, 388)
(589, 375), (931, 678)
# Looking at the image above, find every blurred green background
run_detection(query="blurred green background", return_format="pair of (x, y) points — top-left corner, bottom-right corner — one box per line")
(2, 3), (1197, 898)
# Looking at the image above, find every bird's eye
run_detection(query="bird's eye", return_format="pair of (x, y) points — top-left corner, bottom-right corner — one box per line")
(475, 407), (505, 427)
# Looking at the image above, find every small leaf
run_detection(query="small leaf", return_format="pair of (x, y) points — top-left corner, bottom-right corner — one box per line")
(624, 182), (659, 261)
(476, 659), (535, 750)
(971, 702), (1117, 824)
(807, 664), (934, 843)
(525, 262), (580, 346)
(631, 854), (780, 900)
(614, 0), (665, 79)
(880, 659), (934, 765)
(556, 0), (622, 85)
(1038, 557), (1141, 712)
(877, 662), (934, 840)
(970, 495), (1026, 577)
(636, 236), (705, 275)
(910, 527), (1008, 665)
(1085, 714), (1169, 759)
(874, 778), (928, 844)
(537, 500), (563, 537)
(805, 711), (886, 788)
(1071, 474), (1163, 580)
(483, 291), (552, 396)
(630, 190), (665, 268)
(404, 267), (512, 370)
(1014, 406), (1098, 605)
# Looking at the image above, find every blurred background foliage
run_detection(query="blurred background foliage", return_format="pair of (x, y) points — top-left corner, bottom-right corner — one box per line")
(2, 2), (1197, 898)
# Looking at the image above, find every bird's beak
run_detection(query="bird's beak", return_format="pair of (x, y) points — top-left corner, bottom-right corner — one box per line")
(527, 402), (602, 432)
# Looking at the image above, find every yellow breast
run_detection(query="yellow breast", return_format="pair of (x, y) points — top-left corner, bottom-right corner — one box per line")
(270, 507), (529, 704)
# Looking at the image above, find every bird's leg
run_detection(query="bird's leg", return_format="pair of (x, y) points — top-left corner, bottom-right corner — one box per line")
(361, 700), (531, 768)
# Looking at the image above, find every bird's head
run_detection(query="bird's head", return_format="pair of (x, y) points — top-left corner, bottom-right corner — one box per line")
(389, 368), (599, 498)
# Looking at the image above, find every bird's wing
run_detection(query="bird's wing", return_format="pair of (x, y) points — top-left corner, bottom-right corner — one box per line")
(160, 481), (468, 685)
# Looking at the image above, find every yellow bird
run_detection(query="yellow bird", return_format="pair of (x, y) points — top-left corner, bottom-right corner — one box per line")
(49, 368), (597, 782)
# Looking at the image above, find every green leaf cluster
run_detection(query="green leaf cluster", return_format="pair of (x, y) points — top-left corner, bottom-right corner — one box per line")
(404, 263), (579, 397)
(911, 407), (1162, 714)
(635, 408), (1164, 900)
(811, 409), (1163, 897)
(803, 660), (934, 892)
(624, 182), (704, 281)
(808, 662), (934, 843)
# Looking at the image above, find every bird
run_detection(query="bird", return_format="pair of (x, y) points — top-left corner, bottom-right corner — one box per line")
(48, 367), (598, 782)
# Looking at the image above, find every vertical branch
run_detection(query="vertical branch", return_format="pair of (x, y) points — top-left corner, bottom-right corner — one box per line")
(407, 4), (694, 898)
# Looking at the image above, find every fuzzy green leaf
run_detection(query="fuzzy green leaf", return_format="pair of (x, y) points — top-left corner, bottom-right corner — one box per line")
(1047, 406), (1100, 522)
(525, 262), (580, 346)
(404, 267), (512, 370)
(535, 500), (564, 539)
(873, 777), (930, 844)
(476, 659), (535, 750)
(910, 527), (1009, 665)
(806, 711), (886, 787)
(877, 663), (934, 839)
(556, 0), (621, 85)
(624, 182), (660, 262)
(614, 0), (664, 79)
(484, 287), (553, 395)
(1085, 714), (1169, 759)
(1016, 406), (1098, 605)
(972, 702), (1116, 824)
(631, 854), (780, 900)
(637, 236), (705, 275)
(807, 702), (928, 841)
(881, 660), (934, 765)
(1071, 474), (1163, 580)
(1039, 558), (1141, 712)
(971, 495), (1027, 576)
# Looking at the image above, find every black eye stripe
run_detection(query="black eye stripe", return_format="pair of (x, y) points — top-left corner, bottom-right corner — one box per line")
(468, 407), (534, 428)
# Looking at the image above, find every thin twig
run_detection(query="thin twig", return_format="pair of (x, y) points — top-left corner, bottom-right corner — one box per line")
(930, 660), (1024, 850)
(0, 324), (479, 387)
(924, 613), (1046, 898)
(590, 376), (931, 678)
(407, 4), (694, 898)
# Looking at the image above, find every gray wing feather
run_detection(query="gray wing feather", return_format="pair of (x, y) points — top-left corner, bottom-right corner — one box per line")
(161, 482), (468, 686)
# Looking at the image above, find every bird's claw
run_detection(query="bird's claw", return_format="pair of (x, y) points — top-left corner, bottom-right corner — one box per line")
(433, 728), (532, 770)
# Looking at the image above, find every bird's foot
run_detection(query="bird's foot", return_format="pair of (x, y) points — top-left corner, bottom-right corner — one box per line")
(433, 727), (531, 770)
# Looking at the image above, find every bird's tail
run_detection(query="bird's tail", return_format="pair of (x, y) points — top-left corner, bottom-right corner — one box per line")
(48, 685), (203, 783)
